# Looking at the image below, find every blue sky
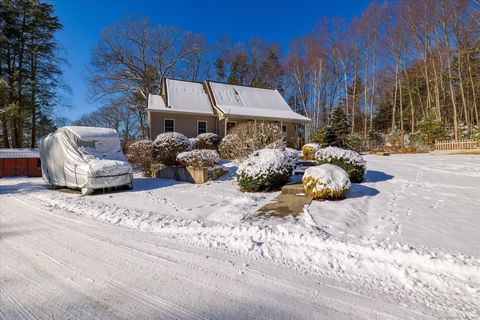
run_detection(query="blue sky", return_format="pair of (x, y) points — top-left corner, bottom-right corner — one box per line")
(49, 0), (370, 121)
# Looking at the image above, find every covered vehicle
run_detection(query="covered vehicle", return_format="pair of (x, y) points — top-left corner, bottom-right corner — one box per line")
(39, 126), (133, 195)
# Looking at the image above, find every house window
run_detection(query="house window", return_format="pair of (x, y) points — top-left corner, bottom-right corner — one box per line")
(282, 125), (287, 133)
(197, 121), (207, 135)
(164, 119), (175, 132)
(226, 121), (236, 134)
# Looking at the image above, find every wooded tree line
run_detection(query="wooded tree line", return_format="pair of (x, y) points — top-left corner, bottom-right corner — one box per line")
(0, 0), (65, 148)
(1, 0), (479, 147)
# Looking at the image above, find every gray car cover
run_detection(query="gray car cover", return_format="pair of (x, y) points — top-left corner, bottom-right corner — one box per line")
(39, 126), (133, 191)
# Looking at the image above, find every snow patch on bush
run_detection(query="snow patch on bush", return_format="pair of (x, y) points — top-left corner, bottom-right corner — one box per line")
(196, 133), (221, 150)
(152, 132), (190, 165)
(303, 164), (351, 200)
(315, 146), (366, 183)
(284, 148), (301, 162)
(237, 149), (294, 192)
(176, 149), (220, 168)
(302, 143), (321, 160)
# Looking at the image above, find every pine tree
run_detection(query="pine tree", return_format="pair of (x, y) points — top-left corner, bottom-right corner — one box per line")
(330, 107), (351, 148)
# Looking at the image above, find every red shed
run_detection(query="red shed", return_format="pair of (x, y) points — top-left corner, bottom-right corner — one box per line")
(0, 148), (42, 178)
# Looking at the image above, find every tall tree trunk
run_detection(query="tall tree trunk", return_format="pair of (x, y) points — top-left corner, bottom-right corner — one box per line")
(392, 63), (399, 131)
(30, 53), (37, 148)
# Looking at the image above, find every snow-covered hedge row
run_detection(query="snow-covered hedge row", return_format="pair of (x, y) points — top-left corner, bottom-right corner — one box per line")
(302, 143), (320, 160)
(152, 132), (190, 165)
(196, 133), (221, 150)
(314, 146), (366, 183)
(303, 164), (351, 200)
(237, 149), (294, 192)
(176, 149), (220, 168)
(126, 140), (153, 176)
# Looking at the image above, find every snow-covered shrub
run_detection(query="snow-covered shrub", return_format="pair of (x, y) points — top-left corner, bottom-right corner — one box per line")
(126, 140), (153, 176)
(176, 149), (220, 168)
(302, 143), (320, 160)
(196, 132), (221, 150)
(219, 134), (241, 159)
(303, 164), (351, 200)
(314, 146), (366, 183)
(344, 133), (365, 152)
(221, 122), (286, 160)
(265, 139), (287, 150)
(237, 149), (294, 192)
(367, 131), (385, 150)
(284, 147), (301, 162)
(188, 138), (198, 150)
(152, 132), (190, 165)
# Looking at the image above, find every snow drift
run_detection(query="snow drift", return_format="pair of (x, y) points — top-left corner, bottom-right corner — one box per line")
(39, 126), (133, 193)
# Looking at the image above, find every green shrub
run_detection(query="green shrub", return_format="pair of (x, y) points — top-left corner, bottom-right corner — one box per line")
(309, 127), (336, 147)
(344, 133), (365, 152)
(314, 146), (366, 183)
(237, 149), (293, 192)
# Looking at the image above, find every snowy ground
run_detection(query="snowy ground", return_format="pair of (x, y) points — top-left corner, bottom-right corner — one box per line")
(1, 154), (479, 319)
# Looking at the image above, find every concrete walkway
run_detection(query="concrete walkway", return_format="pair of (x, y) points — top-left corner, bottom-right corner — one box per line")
(258, 184), (313, 218)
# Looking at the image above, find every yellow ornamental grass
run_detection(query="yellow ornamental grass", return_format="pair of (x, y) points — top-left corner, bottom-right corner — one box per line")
(302, 143), (320, 160)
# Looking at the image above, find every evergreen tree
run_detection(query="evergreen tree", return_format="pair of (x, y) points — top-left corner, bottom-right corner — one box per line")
(0, 0), (64, 147)
(310, 126), (336, 147)
(330, 107), (351, 148)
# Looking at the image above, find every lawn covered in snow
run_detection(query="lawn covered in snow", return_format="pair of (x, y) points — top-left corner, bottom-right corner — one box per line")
(1, 154), (479, 319)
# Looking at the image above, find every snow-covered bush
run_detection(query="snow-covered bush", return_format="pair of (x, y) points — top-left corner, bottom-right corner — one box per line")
(218, 134), (241, 159)
(237, 149), (294, 192)
(314, 146), (366, 183)
(176, 149), (220, 168)
(126, 140), (153, 176)
(303, 164), (351, 200)
(196, 132), (221, 150)
(152, 132), (190, 165)
(284, 147), (301, 162)
(302, 143), (320, 160)
(188, 138), (198, 150)
(344, 133), (365, 152)
(265, 139), (287, 150)
(220, 122), (286, 160)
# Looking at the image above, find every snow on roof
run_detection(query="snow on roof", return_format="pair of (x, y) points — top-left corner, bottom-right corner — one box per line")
(63, 126), (119, 141)
(0, 148), (39, 158)
(208, 82), (310, 122)
(148, 79), (214, 115)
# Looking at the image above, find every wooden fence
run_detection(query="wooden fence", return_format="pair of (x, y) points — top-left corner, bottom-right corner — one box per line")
(434, 139), (479, 151)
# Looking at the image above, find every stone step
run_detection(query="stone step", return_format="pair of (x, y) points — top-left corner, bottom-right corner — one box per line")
(281, 183), (306, 195)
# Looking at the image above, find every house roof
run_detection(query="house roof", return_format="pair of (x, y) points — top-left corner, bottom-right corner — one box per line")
(0, 148), (40, 159)
(207, 81), (310, 123)
(147, 79), (215, 116)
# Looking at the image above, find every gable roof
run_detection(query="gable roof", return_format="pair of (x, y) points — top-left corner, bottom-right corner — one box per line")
(207, 81), (310, 123)
(147, 79), (215, 116)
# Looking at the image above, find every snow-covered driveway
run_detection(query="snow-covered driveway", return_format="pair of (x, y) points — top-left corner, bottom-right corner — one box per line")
(1, 192), (420, 320)
(1, 154), (479, 319)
